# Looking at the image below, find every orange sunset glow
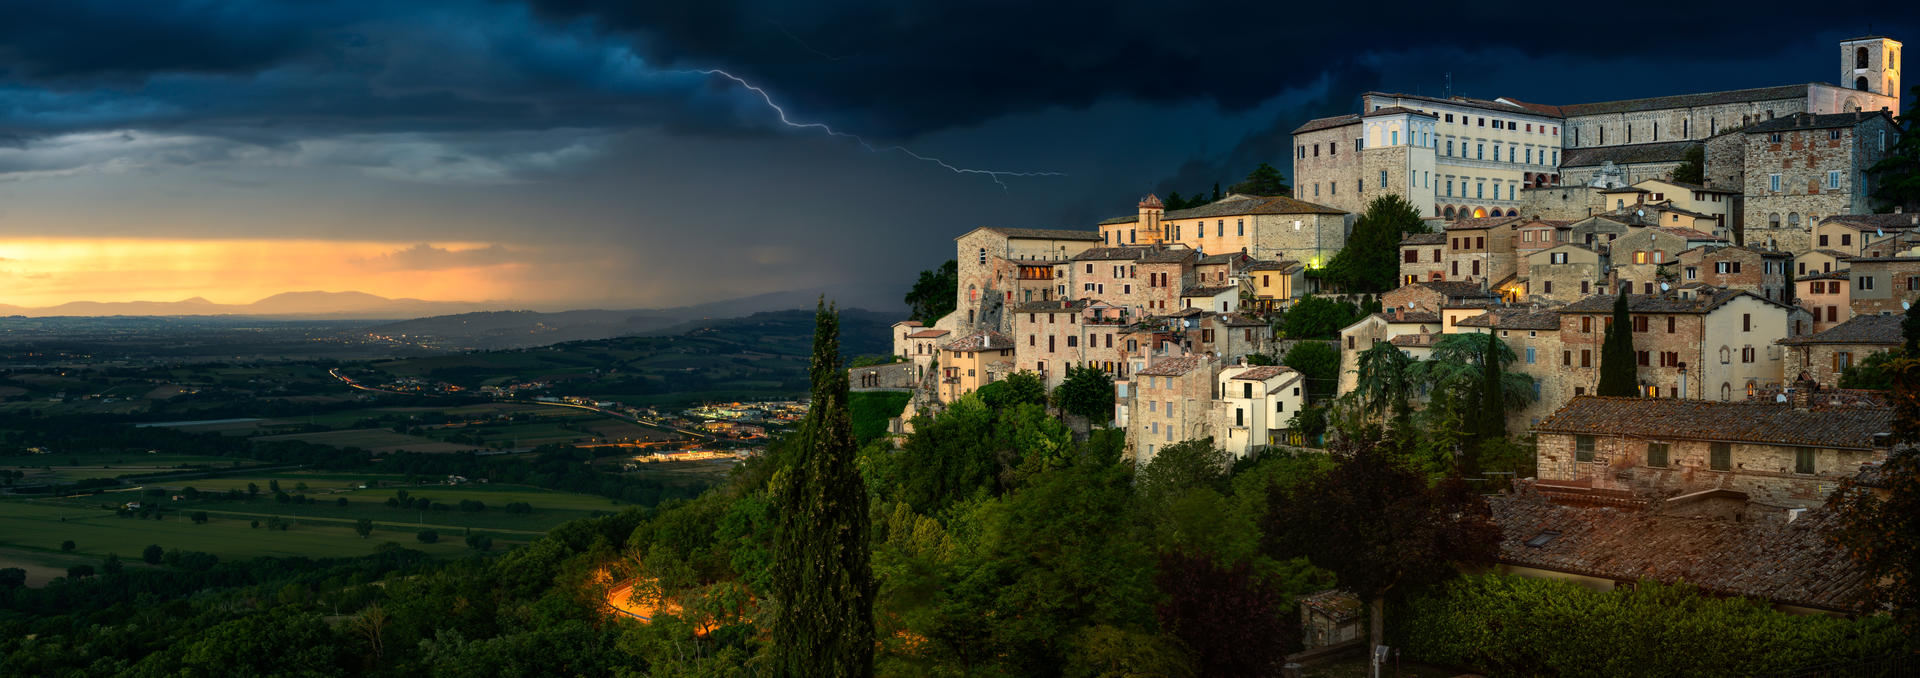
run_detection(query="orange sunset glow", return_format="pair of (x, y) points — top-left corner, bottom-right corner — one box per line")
(0, 238), (547, 308)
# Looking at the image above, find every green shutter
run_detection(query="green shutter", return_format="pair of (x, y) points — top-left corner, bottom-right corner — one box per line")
(1709, 443), (1731, 471)
(1647, 443), (1668, 468)
(1576, 435), (1595, 462)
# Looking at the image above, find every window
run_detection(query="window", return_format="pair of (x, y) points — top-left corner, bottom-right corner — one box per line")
(1710, 442), (1731, 471)
(1859, 275), (1875, 291)
(1742, 347), (1755, 363)
(1829, 129), (1843, 141)
(1795, 449), (1815, 474)
(1646, 443), (1669, 468)
(1576, 435), (1595, 462)
(1742, 313), (1751, 331)
(1634, 316), (1648, 333)
(1562, 350), (1572, 366)
(1667, 317), (1675, 333)
(1379, 170), (1388, 188)
(1525, 347), (1536, 364)
(1828, 170), (1842, 189)
(1580, 349), (1592, 367)
(977, 248), (987, 265)
(1769, 174), (1781, 192)
(1636, 350), (1650, 366)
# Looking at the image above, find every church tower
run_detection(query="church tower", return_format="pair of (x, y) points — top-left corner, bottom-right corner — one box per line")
(1137, 194), (1164, 243)
(1841, 36), (1901, 101)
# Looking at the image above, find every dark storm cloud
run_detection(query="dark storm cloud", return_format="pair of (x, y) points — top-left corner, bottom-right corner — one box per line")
(522, 0), (1915, 136)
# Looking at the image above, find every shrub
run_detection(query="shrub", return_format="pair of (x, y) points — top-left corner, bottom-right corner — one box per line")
(416, 529), (439, 544)
(1393, 574), (1904, 677)
(60, 540), (75, 552)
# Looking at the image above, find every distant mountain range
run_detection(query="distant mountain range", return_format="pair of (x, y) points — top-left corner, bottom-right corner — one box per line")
(363, 284), (908, 350)
(0, 283), (904, 324)
(0, 291), (505, 319)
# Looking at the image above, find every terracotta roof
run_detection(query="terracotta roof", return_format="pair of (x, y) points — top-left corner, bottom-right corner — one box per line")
(1645, 179), (1739, 194)
(1532, 396), (1892, 449)
(905, 329), (950, 339)
(1097, 215), (1138, 226)
(895, 320), (924, 327)
(1362, 91), (1548, 117)
(941, 330), (1014, 352)
(1138, 194), (1163, 208)
(1405, 280), (1495, 299)
(1228, 365), (1292, 381)
(1678, 243), (1789, 260)
(1181, 285), (1239, 297)
(1517, 219), (1574, 229)
(1164, 195), (1346, 218)
(1556, 83), (1810, 117)
(1743, 111), (1894, 134)
(1362, 105), (1437, 118)
(1821, 213), (1920, 231)
(1376, 308), (1441, 324)
(1644, 226), (1723, 241)
(1217, 313), (1267, 327)
(1009, 299), (1090, 314)
(1488, 495), (1872, 613)
(974, 227), (1103, 241)
(1446, 215), (1525, 231)
(1598, 186), (1650, 194)
(1291, 113), (1361, 134)
(1796, 270), (1849, 281)
(1136, 356), (1207, 377)
(1561, 140), (1700, 168)
(1196, 251), (1253, 266)
(1780, 313), (1903, 346)
(1071, 246), (1195, 263)
(1452, 307), (1562, 330)
(1389, 333), (1439, 347)
(1242, 259), (1300, 272)
(1837, 255), (1920, 264)
(1400, 232), (1447, 245)
(1553, 289), (1781, 315)
(1805, 249), (1856, 260)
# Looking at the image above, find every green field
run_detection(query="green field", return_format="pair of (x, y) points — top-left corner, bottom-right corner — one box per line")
(0, 500), (482, 563)
(251, 428), (479, 453)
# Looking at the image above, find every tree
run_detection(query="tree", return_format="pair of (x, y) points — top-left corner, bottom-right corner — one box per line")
(1597, 291), (1639, 397)
(191, 511), (208, 524)
(1868, 84), (1920, 214)
(269, 479), (281, 493)
(1052, 365), (1116, 422)
(1263, 435), (1499, 660)
(771, 299), (876, 677)
(1907, 301), (1920, 355)
(1282, 341), (1339, 401)
(60, 540), (75, 552)
(975, 370), (1047, 410)
(1478, 332), (1507, 442)
(102, 553), (123, 575)
(66, 565), (95, 579)
(0, 568), (23, 589)
(466, 534), (494, 551)
(1155, 551), (1298, 676)
(904, 259), (958, 326)
(336, 497), (349, 507)
(1670, 144), (1705, 184)
(1349, 340), (1418, 427)
(1228, 162), (1289, 197)
(1281, 296), (1360, 339)
(1136, 438), (1230, 500)
(247, 482), (259, 496)
(1826, 355), (1920, 639)
(416, 529), (439, 544)
(355, 518), (375, 539)
(1320, 195), (1431, 293)
(142, 544), (164, 565)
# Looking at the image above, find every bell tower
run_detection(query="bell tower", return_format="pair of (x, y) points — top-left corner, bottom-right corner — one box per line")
(1840, 36), (1901, 102)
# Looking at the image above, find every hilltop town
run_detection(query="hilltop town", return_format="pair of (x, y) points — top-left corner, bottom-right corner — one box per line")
(866, 36), (1913, 623)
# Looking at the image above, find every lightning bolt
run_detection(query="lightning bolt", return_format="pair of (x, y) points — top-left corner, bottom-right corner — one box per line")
(676, 68), (1064, 190)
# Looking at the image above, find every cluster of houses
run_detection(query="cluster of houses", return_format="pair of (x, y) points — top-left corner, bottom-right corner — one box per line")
(860, 35), (1910, 618)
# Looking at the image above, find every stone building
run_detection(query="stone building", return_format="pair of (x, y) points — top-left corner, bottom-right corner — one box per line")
(1526, 243), (1606, 303)
(1780, 314), (1902, 386)
(1551, 290), (1801, 403)
(1294, 92), (1564, 220)
(1094, 194), (1349, 266)
(1244, 259), (1306, 312)
(1062, 245), (1197, 318)
(1558, 142), (1700, 188)
(1795, 249), (1854, 277)
(1532, 396), (1892, 510)
(890, 320), (923, 359)
(902, 328), (950, 384)
(1519, 184), (1608, 220)
(954, 227), (1104, 333)
(1673, 244), (1791, 302)
(1608, 227), (1722, 296)
(937, 330), (1015, 404)
(1796, 270), (1853, 333)
(1740, 111), (1900, 253)
(1844, 255), (1920, 316)
(1180, 284), (1241, 314)
(1128, 355), (1218, 464)
(1442, 215), (1525, 284)
(1184, 313), (1272, 363)
(1381, 280), (1495, 315)
(1398, 232), (1448, 285)
(1213, 365), (1306, 458)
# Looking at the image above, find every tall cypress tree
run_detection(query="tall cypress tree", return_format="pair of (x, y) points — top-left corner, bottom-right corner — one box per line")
(771, 299), (875, 677)
(1596, 290), (1639, 397)
(1478, 332), (1506, 439)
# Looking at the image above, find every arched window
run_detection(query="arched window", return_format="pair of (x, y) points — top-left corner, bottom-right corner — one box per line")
(1720, 346), (1731, 364)
(1472, 207), (1487, 218)
(977, 247), (987, 265)
(1769, 213), (1781, 228)
(968, 285), (978, 303)
(1721, 383), (1732, 401)
(1788, 213), (1801, 227)
(1507, 209), (1519, 217)
(1856, 46), (1870, 69)
(1856, 76), (1870, 92)
(1443, 206), (1455, 218)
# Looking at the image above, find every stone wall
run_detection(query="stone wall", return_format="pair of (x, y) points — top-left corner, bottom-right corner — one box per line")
(1293, 123), (1366, 215)
(1519, 186), (1604, 220)
(1564, 97), (1806, 150)
(1537, 432), (1883, 510)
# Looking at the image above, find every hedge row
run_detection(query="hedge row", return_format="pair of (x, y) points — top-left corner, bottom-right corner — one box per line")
(1391, 574), (1905, 677)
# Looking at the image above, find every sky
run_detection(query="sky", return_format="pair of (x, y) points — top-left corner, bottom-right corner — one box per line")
(0, 1), (1911, 309)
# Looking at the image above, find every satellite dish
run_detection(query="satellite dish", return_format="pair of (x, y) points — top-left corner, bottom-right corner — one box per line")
(1660, 283), (1670, 291)
(1878, 229), (1885, 237)
(1636, 209), (1645, 218)
(1905, 301), (1912, 310)
(1776, 393), (1789, 403)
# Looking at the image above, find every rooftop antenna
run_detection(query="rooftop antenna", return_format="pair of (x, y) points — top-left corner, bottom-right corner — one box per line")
(1445, 72), (1453, 98)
